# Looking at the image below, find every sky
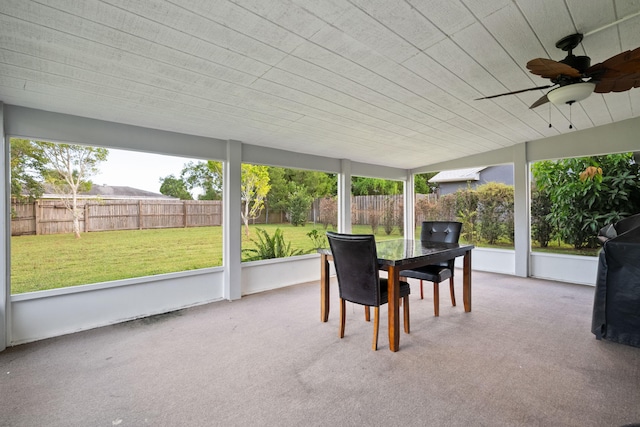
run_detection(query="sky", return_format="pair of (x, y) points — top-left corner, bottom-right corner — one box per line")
(91, 148), (199, 194)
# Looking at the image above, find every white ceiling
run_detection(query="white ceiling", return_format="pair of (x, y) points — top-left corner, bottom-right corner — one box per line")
(1, 0), (639, 169)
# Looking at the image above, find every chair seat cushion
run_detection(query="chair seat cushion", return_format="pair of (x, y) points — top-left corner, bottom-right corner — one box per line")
(401, 265), (452, 283)
(379, 278), (411, 301)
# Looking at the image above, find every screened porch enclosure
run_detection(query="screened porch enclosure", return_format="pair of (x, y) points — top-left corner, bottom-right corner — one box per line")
(2, 104), (639, 348)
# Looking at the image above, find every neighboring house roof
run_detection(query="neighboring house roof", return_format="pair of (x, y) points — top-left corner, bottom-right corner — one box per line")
(39, 184), (177, 200)
(428, 167), (487, 183)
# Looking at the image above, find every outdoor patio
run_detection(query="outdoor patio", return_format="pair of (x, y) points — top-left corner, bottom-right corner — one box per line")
(1, 270), (639, 426)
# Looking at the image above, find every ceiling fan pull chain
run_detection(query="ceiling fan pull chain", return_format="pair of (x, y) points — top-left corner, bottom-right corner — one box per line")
(548, 104), (552, 128)
(569, 102), (573, 129)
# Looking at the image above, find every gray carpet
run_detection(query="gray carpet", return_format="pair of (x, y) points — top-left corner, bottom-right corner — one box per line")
(1, 270), (639, 427)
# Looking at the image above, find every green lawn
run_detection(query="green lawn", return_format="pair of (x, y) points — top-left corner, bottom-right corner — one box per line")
(10, 224), (404, 294)
(10, 223), (596, 295)
(11, 227), (224, 294)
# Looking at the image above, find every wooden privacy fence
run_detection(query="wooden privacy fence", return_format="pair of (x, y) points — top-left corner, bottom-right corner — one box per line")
(11, 199), (222, 236)
(11, 194), (437, 236)
(351, 194), (439, 225)
(351, 194), (403, 225)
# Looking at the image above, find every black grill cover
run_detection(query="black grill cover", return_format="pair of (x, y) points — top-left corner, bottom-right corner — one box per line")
(592, 221), (640, 348)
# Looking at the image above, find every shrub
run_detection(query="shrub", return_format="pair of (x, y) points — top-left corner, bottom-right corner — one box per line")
(476, 182), (513, 245)
(242, 228), (304, 261)
(368, 209), (380, 234)
(531, 185), (554, 247)
(287, 184), (313, 226)
(382, 196), (395, 235)
(415, 195), (438, 221)
(454, 186), (479, 243)
(437, 194), (457, 221)
(532, 153), (640, 249)
(318, 197), (337, 229)
(306, 229), (328, 249)
(395, 199), (404, 236)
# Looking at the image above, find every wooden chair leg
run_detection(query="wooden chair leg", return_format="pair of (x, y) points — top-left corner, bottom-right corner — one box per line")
(339, 298), (346, 338)
(420, 279), (424, 299)
(449, 277), (456, 306)
(433, 282), (440, 317)
(372, 306), (380, 351)
(403, 295), (410, 334)
(364, 306), (370, 322)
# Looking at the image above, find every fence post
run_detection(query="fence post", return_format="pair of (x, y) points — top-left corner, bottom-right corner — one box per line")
(84, 203), (89, 233)
(184, 201), (188, 228)
(34, 200), (40, 235)
(138, 200), (143, 230)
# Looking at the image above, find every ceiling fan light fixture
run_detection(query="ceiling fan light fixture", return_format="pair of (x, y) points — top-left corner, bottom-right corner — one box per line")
(547, 82), (596, 105)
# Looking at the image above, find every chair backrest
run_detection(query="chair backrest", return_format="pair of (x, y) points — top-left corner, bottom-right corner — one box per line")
(326, 232), (381, 307)
(420, 221), (462, 244)
(420, 221), (462, 267)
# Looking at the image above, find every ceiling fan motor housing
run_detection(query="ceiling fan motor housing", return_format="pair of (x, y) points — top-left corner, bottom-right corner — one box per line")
(560, 55), (591, 74)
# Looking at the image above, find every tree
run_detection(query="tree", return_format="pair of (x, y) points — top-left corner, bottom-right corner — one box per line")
(265, 167), (335, 223)
(159, 174), (193, 200)
(351, 177), (402, 195)
(9, 138), (47, 201)
(415, 172), (438, 194)
(158, 160), (222, 200)
(241, 164), (271, 236)
(159, 160), (272, 235)
(532, 153), (640, 249)
(181, 160), (223, 200)
(287, 184), (313, 226)
(38, 142), (108, 238)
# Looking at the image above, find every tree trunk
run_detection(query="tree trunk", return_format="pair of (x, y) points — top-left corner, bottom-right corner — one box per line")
(242, 200), (251, 236)
(72, 193), (81, 239)
(243, 217), (250, 237)
(72, 212), (81, 239)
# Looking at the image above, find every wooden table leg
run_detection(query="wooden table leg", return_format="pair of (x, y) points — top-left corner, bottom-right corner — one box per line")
(463, 249), (472, 312)
(320, 253), (330, 322)
(388, 265), (400, 352)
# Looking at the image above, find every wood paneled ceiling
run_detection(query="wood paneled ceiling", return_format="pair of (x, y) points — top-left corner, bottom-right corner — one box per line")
(1, 1), (639, 169)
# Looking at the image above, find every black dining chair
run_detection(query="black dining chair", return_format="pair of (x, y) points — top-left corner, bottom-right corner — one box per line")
(326, 231), (411, 351)
(401, 221), (462, 317)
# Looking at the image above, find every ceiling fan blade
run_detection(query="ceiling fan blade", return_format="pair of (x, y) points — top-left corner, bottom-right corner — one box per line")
(475, 84), (555, 100)
(586, 47), (640, 76)
(526, 58), (582, 78)
(586, 47), (640, 93)
(529, 94), (550, 109)
(593, 76), (640, 93)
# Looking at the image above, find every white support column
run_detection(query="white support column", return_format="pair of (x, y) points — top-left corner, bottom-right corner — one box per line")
(1, 102), (8, 351)
(223, 140), (242, 300)
(338, 159), (352, 233)
(404, 171), (415, 240)
(513, 143), (530, 277)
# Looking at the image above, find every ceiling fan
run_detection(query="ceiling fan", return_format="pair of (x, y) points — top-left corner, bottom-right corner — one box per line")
(476, 33), (640, 109)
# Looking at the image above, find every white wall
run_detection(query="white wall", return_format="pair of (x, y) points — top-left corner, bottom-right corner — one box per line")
(530, 252), (598, 286)
(457, 248), (598, 285)
(459, 248), (516, 276)
(241, 254), (321, 295)
(10, 269), (225, 345)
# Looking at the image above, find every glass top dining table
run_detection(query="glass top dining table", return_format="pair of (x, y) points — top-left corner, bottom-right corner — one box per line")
(317, 238), (474, 352)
